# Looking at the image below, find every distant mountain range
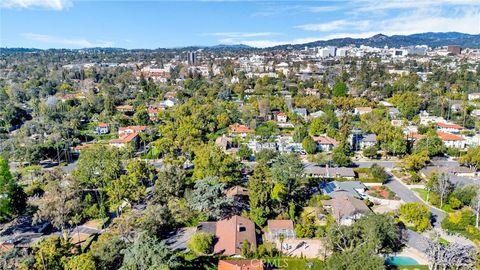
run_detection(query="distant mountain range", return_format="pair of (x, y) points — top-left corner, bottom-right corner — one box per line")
(1, 32), (479, 53)
(272, 32), (480, 49)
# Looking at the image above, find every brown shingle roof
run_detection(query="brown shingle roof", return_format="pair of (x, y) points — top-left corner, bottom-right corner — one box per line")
(214, 215), (256, 256)
(267, 220), (294, 230)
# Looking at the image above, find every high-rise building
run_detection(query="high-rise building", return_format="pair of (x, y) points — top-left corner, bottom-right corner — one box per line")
(188, 51), (197, 65)
(447, 45), (461, 55)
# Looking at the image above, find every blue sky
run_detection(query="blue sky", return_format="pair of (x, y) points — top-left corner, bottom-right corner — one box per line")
(1, 0), (479, 48)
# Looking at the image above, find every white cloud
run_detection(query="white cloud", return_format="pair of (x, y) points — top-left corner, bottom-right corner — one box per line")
(296, 20), (371, 32)
(353, 0), (480, 12)
(22, 33), (115, 48)
(1, 0), (72, 10)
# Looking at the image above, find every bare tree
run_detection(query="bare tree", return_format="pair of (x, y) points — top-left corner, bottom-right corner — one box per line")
(435, 173), (454, 208)
(471, 191), (480, 228)
(426, 240), (476, 270)
(33, 169), (81, 240)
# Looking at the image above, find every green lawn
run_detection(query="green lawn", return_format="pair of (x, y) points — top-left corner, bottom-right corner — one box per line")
(263, 258), (325, 270)
(411, 188), (428, 201)
(411, 188), (454, 213)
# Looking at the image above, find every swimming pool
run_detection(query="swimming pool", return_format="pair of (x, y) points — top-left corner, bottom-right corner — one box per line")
(385, 256), (419, 266)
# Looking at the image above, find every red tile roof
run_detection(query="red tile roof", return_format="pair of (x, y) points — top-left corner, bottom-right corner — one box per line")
(118, 126), (147, 133)
(229, 124), (253, 134)
(437, 131), (464, 141)
(98, 123), (109, 127)
(109, 132), (138, 144)
(436, 122), (464, 129)
(312, 135), (337, 145)
(218, 260), (264, 270)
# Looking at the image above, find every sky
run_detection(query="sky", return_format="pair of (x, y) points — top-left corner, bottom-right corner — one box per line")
(1, 0), (479, 49)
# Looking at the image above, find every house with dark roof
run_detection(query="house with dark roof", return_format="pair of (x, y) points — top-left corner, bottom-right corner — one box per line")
(304, 165), (355, 179)
(320, 181), (367, 199)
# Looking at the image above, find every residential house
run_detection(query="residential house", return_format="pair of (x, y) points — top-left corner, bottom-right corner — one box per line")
(225, 186), (249, 198)
(200, 215), (256, 256)
(323, 194), (371, 225)
(94, 123), (109, 134)
(436, 122), (465, 134)
(353, 107), (372, 115)
(471, 109), (480, 119)
(229, 124), (254, 138)
(350, 133), (376, 150)
(265, 220), (295, 243)
(468, 93), (480, 101)
(248, 141), (277, 153)
(304, 165), (356, 180)
(115, 105), (134, 113)
(276, 112), (287, 123)
(215, 135), (232, 151)
(312, 135), (337, 152)
(320, 180), (367, 198)
(437, 131), (466, 149)
(109, 133), (139, 148)
(293, 108), (308, 120)
(421, 165), (479, 179)
(118, 126), (148, 136)
(308, 110), (325, 120)
(419, 111), (446, 125)
(218, 260), (264, 270)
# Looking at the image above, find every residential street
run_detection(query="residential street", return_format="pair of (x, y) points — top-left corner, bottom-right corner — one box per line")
(385, 174), (446, 227)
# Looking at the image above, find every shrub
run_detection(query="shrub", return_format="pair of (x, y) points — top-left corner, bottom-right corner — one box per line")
(187, 232), (213, 255)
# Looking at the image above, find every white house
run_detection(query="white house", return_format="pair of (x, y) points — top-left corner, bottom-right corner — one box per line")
(437, 131), (466, 149)
(94, 123), (109, 134)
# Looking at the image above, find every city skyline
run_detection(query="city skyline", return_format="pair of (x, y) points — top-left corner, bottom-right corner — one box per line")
(1, 0), (479, 49)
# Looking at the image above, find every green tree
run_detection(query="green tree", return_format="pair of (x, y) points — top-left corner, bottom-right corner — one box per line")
(248, 163), (274, 227)
(399, 202), (431, 232)
(120, 232), (182, 270)
(302, 136), (317, 154)
(32, 236), (71, 270)
(139, 204), (174, 238)
(188, 177), (233, 220)
(362, 146), (378, 159)
(270, 154), (306, 207)
(404, 151), (430, 171)
(0, 157), (27, 221)
(187, 232), (213, 255)
(333, 82), (348, 97)
(89, 233), (126, 270)
(154, 165), (185, 203)
(414, 133), (446, 157)
(237, 144), (253, 161)
(292, 125), (308, 143)
(370, 164), (388, 183)
(459, 146), (480, 170)
(73, 145), (123, 217)
(332, 144), (352, 167)
(192, 143), (240, 184)
(133, 108), (150, 126)
(65, 253), (96, 270)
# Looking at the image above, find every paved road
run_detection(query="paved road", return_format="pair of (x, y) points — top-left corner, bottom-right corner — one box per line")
(384, 176), (446, 228)
(353, 161), (397, 169)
